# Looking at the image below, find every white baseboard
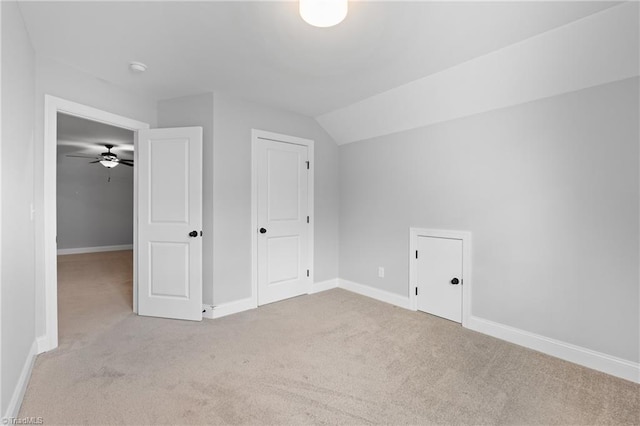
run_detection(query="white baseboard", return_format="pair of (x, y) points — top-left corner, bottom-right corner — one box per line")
(467, 316), (640, 384)
(211, 297), (257, 319)
(205, 279), (340, 320)
(3, 340), (38, 420)
(309, 278), (339, 294)
(331, 278), (639, 383)
(338, 278), (411, 310)
(202, 304), (214, 319)
(57, 244), (133, 255)
(202, 278), (639, 383)
(36, 336), (49, 354)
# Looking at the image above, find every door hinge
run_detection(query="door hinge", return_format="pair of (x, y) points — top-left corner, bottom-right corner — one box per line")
(307, 216), (309, 223)
(306, 161), (310, 170)
(415, 287), (418, 296)
(307, 269), (310, 277)
(415, 250), (418, 259)
(200, 231), (203, 237)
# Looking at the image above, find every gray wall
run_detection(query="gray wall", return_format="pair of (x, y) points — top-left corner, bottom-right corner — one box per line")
(157, 92), (340, 306)
(158, 93), (215, 305)
(213, 92), (340, 305)
(339, 77), (639, 363)
(56, 153), (134, 250)
(1, 1), (37, 415)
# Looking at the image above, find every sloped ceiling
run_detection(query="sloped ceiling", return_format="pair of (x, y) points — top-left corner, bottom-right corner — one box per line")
(19, 1), (618, 119)
(318, 2), (639, 144)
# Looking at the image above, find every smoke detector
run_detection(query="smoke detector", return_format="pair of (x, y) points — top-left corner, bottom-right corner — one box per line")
(129, 61), (147, 73)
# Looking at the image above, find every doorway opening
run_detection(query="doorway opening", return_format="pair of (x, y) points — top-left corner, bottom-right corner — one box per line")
(42, 96), (149, 352)
(55, 113), (136, 348)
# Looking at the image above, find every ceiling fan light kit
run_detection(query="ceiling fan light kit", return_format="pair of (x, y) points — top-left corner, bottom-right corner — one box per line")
(99, 159), (119, 168)
(66, 143), (133, 169)
(299, 0), (348, 28)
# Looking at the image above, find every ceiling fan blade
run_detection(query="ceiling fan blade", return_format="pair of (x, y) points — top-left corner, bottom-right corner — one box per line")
(89, 160), (101, 164)
(66, 154), (99, 159)
(119, 162), (134, 167)
(119, 159), (134, 164)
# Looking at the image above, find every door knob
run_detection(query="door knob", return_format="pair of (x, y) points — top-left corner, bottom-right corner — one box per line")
(451, 278), (460, 285)
(259, 228), (267, 234)
(189, 230), (198, 237)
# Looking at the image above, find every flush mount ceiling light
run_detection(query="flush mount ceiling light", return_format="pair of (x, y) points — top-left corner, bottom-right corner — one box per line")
(299, 0), (348, 28)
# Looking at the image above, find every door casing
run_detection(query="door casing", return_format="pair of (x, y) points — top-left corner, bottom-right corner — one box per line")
(409, 227), (472, 326)
(251, 129), (314, 309)
(42, 95), (149, 352)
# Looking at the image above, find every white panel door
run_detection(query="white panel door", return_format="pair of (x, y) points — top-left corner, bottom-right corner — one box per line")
(417, 236), (463, 323)
(257, 140), (309, 305)
(137, 127), (203, 321)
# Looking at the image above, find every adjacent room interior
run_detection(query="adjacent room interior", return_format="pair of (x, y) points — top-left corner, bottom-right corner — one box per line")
(56, 114), (135, 349)
(1, 0), (638, 424)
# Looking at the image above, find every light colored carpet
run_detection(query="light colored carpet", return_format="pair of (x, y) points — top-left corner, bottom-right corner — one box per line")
(55, 250), (134, 352)
(20, 251), (639, 425)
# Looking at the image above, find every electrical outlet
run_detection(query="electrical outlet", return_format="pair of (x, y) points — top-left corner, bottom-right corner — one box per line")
(378, 267), (384, 278)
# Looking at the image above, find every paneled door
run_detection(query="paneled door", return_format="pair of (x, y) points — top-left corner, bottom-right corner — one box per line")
(137, 127), (203, 321)
(256, 138), (310, 305)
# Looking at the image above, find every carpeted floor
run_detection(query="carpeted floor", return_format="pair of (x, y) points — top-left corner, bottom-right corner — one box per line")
(20, 251), (639, 424)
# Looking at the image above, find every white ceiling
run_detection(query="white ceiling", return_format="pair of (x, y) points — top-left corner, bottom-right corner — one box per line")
(57, 113), (134, 159)
(20, 1), (618, 117)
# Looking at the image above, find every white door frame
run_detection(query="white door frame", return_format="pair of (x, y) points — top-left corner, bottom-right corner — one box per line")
(42, 95), (149, 352)
(409, 228), (472, 326)
(250, 129), (314, 308)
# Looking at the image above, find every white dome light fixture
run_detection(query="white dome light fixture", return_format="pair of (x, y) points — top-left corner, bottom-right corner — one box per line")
(300, 0), (348, 28)
(100, 159), (119, 168)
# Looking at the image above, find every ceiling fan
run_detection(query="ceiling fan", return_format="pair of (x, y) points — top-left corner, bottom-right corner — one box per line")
(66, 144), (133, 168)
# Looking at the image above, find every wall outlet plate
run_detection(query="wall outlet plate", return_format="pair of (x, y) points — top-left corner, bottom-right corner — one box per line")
(378, 267), (385, 278)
